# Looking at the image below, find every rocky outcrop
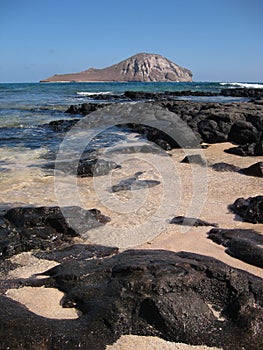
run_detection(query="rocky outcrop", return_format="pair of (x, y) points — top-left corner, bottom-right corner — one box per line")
(41, 53), (193, 82)
(207, 228), (263, 268)
(0, 206), (110, 258)
(1, 249), (262, 349)
(229, 196), (263, 223)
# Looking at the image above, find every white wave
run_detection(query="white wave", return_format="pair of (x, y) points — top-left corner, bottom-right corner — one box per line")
(76, 91), (112, 96)
(220, 82), (263, 89)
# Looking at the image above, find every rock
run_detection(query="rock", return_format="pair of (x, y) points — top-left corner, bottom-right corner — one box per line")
(77, 159), (120, 177)
(170, 216), (218, 227)
(48, 119), (80, 132)
(180, 154), (206, 166)
(1, 250), (262, 349)
(41, 53), (193, 83)
(240, 162), (263, 177)
(65, 102), (106, 115)
(44, 158), (120, 177)
(211, 162), (240, 172)
(229, 196), (263, 223)
(197, 118), (229, 143)
(228, 120), (259, 144)
(207, 228), (263, 268)
(34, 244), (118, 263)
(0, 206), (110, 258)
(112, 172), (160, 192)
(221, 88), (263, 99)
(224, 141), (263, 156)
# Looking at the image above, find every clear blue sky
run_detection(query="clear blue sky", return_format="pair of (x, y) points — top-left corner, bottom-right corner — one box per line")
(0, 0), (262, 82)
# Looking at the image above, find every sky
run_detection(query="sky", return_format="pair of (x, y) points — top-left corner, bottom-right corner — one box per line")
(0, 0), (263, 82)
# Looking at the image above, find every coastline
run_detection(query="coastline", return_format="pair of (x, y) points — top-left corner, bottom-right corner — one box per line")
(0, 86), (262, 349)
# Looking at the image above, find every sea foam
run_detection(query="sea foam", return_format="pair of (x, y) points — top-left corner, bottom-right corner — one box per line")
(76, 91), (112, 96)
(220, 82), (263, 89)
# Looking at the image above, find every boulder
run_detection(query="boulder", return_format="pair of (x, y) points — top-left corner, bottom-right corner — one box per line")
(229, 196), (263, 223)
(77, 159), (120, 177)
(0, 206), (111, 258)
(207, 228), (263, 268)
(228, 120), (259, 144)
(0, 250), (262, 349)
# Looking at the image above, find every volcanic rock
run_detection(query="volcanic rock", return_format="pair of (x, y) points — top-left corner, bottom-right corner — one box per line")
(225, 141), (263, 156)
(211, 162), (240, 172)
(0, 206), (110, 258)
(180, 154), (206, 166)
(229, 196), (263, 223)
(0, 250), (262, 349)
(240, 162), (263, 177)
(207, 228), (263, 268)
(41, 53), (193, 82)
(170, 216), (218, 227)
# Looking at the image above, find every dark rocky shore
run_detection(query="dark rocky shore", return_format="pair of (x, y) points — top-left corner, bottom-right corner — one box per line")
(0, 87), (262, 350)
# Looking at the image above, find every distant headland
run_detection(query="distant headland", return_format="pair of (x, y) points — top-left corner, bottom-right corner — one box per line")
(40, 53), (193, 83)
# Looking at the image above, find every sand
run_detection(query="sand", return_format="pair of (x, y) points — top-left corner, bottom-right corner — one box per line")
(2, 141), (262, 349)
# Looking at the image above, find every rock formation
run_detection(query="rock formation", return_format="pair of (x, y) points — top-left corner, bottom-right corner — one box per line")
(40, 53), (193, 82)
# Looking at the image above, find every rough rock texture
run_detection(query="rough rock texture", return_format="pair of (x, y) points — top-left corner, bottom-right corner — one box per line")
(170, 216), (218, 227)
(229, 196), (263, 223)
(40, 53), (193, 82)
(62, 99), (263, 149)
(0, 249), (262, 350)
(0, 206), (110, 258)
(207, 228), (263, 268)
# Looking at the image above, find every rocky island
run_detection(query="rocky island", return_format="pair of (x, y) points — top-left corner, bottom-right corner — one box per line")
(40, 53), (193, 82)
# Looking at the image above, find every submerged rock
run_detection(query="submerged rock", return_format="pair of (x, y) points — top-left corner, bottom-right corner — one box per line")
(0, 250), (262, 349)
(229, 196), (263, 223)
(207, 228), (263, 268)
(0, 206), (110, 258)
(170, 216), (218, 227)
(111, 172), (160, 192)
(77, 158), (120, 177)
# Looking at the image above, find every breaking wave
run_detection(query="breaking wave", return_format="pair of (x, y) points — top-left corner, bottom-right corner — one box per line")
(220, 82), (263, 89)
(76, 91), (113, 96)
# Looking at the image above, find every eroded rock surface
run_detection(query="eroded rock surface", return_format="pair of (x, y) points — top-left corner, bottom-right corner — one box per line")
(229, 196), (263, 223)
(0, 206), (110, 258)
(0, 250), (262, 349)
(207, 228), (263, 268)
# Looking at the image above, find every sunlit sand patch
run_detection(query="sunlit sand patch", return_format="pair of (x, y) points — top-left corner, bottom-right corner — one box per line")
(106, 335), (222, 350)
(6, 286), (79, 319)
(8, 251), (59, 279)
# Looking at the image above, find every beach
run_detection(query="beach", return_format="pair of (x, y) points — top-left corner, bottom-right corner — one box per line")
(0, 82), (262, 349)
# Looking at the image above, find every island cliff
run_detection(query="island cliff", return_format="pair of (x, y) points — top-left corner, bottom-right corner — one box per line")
(40, 53), (193, 82)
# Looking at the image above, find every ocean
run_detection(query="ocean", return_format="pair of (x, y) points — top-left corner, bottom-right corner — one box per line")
(0, 80), (262, 227)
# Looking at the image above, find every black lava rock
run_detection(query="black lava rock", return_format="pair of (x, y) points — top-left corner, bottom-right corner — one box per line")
(0, 250), (262, 349)
(0, 206), (111, 258)
(240, 162), (263, 177)
(207, 228), (263, 268)
(180, 154), (206, 166)
(211, 162), (240, 172)
(170, 216), (218, 227)
(229, 196), (263, 223)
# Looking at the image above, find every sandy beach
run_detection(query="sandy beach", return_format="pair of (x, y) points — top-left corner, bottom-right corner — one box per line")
(2, 137), (262, 349)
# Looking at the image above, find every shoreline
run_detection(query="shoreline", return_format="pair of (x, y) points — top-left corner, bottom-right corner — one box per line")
(0, 88), (262, 349)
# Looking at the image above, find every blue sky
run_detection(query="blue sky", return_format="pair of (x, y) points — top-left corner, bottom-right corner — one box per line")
(0, 0), (262, 82)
